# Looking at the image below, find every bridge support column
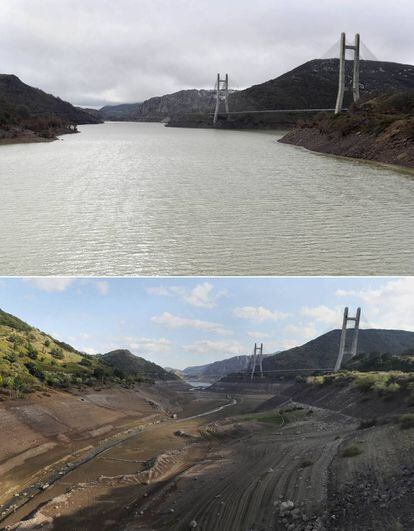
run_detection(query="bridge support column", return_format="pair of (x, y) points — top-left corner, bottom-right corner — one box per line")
(334, 307), (362, 371)
(213, 73), (230, 125)
(250, 342), (264, 379)
(335, 33), (360, 114)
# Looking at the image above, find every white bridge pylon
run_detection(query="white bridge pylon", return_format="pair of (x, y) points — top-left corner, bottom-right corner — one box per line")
(250, 342), (264, 380)
(213, 73), (229, 125)
(335, 32), (361, 114)
(334, 307), (361, 371)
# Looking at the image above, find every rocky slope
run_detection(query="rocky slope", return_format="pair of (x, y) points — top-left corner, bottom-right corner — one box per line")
(279, 91), (414, 169)
(131, 89), (216, 122)
(100, 89), (216, 123)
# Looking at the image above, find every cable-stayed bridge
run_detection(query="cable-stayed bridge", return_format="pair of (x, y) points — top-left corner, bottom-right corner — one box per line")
(210, 32), (370, 124)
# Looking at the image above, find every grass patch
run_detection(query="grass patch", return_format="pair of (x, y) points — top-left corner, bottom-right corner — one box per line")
(244, 411), (285, 426)
(341, 445), (362, 458)
(399, 413), (414, 430)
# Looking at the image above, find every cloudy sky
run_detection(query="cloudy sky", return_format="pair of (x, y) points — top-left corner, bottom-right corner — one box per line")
(0, 0), (413, 107)
(1, 277), (413, 369)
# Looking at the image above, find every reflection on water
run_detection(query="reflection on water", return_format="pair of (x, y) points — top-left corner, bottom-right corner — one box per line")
(0, 122), (413, 275)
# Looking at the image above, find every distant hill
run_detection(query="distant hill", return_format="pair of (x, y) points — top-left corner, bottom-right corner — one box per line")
(100, 103), (142, 121)
(222, 329), (414, 381)
(229, 59), (414, 112)
(100, 89), (217, 122)
(169, 59), (414, 128)
(0, 74), (101, 125)
(183, 353), (274, 381)
(100, 350), (178, 381)
(0, 308), (174, 399)
(99, 59), (414, 127)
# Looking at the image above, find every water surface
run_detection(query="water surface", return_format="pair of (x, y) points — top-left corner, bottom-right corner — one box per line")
(0, 122), (413, 275)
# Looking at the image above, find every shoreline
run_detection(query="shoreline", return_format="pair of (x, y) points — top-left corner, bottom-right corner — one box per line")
(278, 136), (414, 177)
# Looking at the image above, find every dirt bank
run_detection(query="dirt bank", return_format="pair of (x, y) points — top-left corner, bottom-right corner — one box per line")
(279, 92), (414, 170)
(0, 382), (193, 509)
(279, 127), (414, 170)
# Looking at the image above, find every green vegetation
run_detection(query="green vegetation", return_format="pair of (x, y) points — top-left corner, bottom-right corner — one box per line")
(0, 309), (31, 332)
(341, 445), (363, 458)
(345, 351), (414, 373)
(306, 370), (414, 403)
(246, 411), (285, 426)
(0, 308), (175, 399)
(303, 91), (414, 140)
(398, 413), (414, 430)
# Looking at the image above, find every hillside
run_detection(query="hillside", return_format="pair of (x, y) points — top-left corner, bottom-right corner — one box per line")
(0, 308), (175, 399)
(101, 349), (178, 381)
(98, 59), (414, 129)
(100, 89), (216, 123)
(168, 59), (414, 128)
(0, 74), (101, 143)
(100, 102), (142, 121)
(230, 59), (414, 112)
(222, 329), (414, 381)
(131, 89), (217, 122)
(183, 354), (272, 381)
(279, 91), (414, 169)
(0, 75), (101, 125)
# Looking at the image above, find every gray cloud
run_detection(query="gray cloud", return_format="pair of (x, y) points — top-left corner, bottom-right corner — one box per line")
(0, 0), (413, 107)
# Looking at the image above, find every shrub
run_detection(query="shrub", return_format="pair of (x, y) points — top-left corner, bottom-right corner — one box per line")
(358, 418), (377, 430)
(24, 362), (46, 381)
(342, 445), (362, 458)
(27, 343), (38, 360)
(8, 334), (25, 347)
(79, 358), (92, 367)
(5, 352), (17, 363)
(399, 414), (414, 430)
(50, 348), (64, 360)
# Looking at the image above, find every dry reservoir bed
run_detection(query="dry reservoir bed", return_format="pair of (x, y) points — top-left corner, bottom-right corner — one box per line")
(1, 385), (414, 531)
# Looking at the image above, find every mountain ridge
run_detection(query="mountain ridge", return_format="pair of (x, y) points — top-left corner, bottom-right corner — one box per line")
(219, 329), (414, 382)
(99, 59), (414, 128)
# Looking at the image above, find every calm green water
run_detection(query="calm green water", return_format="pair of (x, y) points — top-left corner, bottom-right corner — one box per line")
(0, 122), (413, 275)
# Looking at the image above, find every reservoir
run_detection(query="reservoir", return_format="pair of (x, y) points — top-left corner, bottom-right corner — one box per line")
(0, 121), (413, 275)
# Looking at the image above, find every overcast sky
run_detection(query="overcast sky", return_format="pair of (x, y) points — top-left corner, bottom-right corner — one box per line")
(1, 277), (413, 369)
(0, 0), (413, 107)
